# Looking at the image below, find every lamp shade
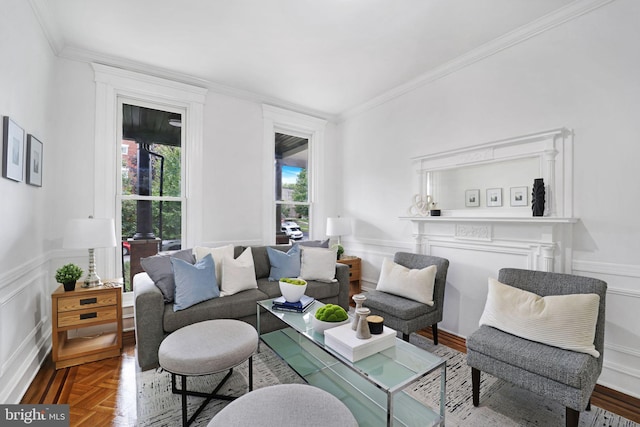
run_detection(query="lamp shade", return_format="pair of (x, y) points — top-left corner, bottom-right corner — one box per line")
(326, 217), (352, 237)
(63, 218), (117, 249)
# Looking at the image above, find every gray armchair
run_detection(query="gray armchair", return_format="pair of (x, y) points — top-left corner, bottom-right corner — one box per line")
(365, 252), (449, 344)
(466, 268), (607, 427)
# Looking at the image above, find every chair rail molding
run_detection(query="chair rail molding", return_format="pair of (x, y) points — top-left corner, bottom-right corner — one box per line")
(402, 128), (576, 273)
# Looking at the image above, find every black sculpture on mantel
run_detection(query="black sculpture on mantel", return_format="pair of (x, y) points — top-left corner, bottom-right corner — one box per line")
(532, 178), (545, 216)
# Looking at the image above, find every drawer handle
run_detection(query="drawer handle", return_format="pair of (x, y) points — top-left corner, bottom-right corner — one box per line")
(80, 298), (97, 305)
(80, 312), (97, 320)
(349, 272), (353, 277)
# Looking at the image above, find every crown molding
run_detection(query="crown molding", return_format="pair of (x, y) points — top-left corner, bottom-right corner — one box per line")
(28, 0), (63, 54)
(339, 0), (616, 122)
(58, 45), (338, 122)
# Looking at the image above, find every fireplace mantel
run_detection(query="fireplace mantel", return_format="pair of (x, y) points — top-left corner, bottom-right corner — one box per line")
(401, 215), (577, 273)
(399, 216), (577, 224)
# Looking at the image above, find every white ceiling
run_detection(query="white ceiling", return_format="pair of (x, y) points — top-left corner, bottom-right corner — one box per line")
(31, 0), (580, 117)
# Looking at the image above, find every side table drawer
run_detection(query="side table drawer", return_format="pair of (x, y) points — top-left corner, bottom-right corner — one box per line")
(58, 306), (118, 328)
(348, 263), (361, 279)
(57, 292), (118, 312)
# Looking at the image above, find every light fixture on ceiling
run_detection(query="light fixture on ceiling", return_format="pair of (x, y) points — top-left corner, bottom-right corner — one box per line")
(168, 118), (182, 127)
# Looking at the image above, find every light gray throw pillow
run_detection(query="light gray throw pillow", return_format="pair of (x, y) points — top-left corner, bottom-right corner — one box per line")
(172, 253), (220, 311)
(141, 249), (194, 302)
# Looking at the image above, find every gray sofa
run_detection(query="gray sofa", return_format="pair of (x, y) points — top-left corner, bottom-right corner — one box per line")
(134, 244), (350, 370)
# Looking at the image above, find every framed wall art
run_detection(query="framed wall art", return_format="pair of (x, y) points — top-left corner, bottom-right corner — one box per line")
(510, 186), (528, 206)
(2, 116), (25, 182)
(26, 134), (43, 187)
(486, 188), (502, 207)
(465, 189), (480, 207)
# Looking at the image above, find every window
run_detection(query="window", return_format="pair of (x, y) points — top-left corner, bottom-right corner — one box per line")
(119, 103), (184, 291)
(262, 105), (326, 245)
(275, 133), (309, 242)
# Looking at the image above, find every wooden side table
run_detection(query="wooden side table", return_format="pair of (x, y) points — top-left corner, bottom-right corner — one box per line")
(337, 256), (362, 305)
(51, 282), (123, 369)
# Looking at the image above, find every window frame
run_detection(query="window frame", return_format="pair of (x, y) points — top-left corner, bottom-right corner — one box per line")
(93, 64), (206, 298)
(262, 105), (326, 244)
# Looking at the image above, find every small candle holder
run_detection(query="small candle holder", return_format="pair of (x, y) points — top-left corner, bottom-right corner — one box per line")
(367, 315), (384, 334)
(352, 294), (366, 331)
(355, 307), (371, 339)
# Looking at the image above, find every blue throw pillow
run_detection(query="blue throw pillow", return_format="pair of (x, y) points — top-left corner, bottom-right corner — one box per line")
(172, 253), (220, 311)
(267, 244), (301, 281)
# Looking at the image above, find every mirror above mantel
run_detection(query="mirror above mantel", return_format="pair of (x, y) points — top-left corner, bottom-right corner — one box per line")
(405, 128), (574, 219)
(401, 128), (577, 273)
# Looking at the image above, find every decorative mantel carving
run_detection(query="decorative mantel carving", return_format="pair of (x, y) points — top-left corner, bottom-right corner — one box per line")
(455, 224), (491, 241)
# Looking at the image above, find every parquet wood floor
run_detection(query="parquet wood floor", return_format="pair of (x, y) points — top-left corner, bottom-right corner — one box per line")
(21, 332), (138, 426)
(22, 330), (640, 426)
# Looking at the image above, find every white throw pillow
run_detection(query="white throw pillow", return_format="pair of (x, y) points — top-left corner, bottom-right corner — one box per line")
(193, 244), (234, 286)
(479, 278), (601, 357)
(221, 247), (258, 296)
(300, 247), (338, 283)
(376, 258), (436, 306)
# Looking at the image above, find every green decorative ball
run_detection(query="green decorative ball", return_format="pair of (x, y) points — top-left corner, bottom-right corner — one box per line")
(315, 304), (348, 322)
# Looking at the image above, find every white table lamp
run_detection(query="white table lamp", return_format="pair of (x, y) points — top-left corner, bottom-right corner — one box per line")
(326, 217), (352, 245)
(63, 216), (117, 287)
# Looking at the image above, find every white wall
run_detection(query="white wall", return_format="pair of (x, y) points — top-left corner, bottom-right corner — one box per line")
(340, 0), (640, 398)
(0, 0), (58, 403)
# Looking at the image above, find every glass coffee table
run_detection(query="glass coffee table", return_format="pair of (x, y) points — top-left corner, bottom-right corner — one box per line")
(257, 298), (445, 427)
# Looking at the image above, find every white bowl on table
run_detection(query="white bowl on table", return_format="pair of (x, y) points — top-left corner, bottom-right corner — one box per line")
(278, 279), (307, 303)
(311, 316), (350, 335)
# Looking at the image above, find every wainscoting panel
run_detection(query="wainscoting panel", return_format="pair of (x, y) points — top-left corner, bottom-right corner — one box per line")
(573, 260), (640, 399)
(428, 242), (529, 338)
(354, 239), (640, 399)
(0, 256), (53, 403)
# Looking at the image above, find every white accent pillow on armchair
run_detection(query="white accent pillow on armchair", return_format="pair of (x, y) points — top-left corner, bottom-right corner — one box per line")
(376, 257), (436, 306)
(479, 278), (600, 357)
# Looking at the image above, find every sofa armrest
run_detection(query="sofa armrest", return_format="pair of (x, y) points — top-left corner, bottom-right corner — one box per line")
(335, 263), (350, 310)
(133, 272), (166, 370)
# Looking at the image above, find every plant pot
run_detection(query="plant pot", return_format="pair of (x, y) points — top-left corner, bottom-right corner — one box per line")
(63, 281), (76, 292)
(278, 279), (307, 302)
(311, 316), (350, 335)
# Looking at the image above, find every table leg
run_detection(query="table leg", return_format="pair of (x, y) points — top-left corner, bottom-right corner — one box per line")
(256, 305), (261, 352)
(440, 364), (446, 425)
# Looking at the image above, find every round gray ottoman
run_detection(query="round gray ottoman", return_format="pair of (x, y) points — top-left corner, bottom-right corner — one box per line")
(159, 319), (258, 427)
(208, 384), (358, 427)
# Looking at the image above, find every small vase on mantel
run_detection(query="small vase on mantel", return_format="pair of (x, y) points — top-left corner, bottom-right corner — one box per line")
(532, 178), (545, 217)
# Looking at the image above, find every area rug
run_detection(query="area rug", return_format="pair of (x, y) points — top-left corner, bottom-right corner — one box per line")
(136, 334), (638, 426)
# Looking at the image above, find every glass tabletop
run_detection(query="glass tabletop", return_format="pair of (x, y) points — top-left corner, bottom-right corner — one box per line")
(258, 298), (445, 393)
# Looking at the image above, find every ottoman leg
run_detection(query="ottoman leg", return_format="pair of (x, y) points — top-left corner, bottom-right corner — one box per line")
(181, 375), (188, 427)
(249, 356), (253, 392)
(171, 369), (237, 427)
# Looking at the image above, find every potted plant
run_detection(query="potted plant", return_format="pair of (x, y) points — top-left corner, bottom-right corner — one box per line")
(278, 277), (307, 303)
(332, 244), (344, 260)
(312, 303), (350, 334)
(56, 263), (83, 291)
